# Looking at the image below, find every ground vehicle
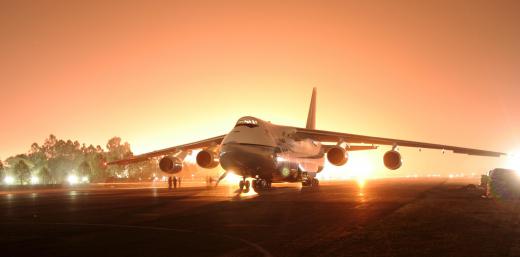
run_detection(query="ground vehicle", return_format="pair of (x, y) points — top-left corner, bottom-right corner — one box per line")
(484, 168), (520, 199)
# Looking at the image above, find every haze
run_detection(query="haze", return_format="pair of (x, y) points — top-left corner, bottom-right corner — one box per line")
(1, 0), (519, 176)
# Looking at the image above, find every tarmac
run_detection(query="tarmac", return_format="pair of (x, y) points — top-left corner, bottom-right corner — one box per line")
(1, 178), (520, 257)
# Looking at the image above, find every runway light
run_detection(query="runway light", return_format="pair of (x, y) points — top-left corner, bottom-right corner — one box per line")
(30, 176), (39, 185)
(4, 176), (14, 185)
(67, 174), (78, 185)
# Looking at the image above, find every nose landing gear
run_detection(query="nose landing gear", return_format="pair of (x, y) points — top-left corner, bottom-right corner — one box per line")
(239, 178), (251, 193)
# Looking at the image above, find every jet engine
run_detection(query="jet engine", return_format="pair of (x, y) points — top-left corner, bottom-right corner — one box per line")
(196, 149), (220, 169)
(383, 150), (402, 170)
(327, 146), (349, 166)
(159, 156), (183, 174)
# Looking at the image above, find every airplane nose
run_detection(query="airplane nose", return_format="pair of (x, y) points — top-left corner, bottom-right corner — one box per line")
(219, 144), (275, 176)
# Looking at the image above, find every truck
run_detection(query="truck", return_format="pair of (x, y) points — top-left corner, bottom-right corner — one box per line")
(481, 168), (520, 199)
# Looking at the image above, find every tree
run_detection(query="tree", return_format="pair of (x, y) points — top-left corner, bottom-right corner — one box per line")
(78, 161), (92, 180)
(106, 137), (133, 178)
(27, 142), (47, 175)
(40, 166), (52, 185)
(0, 161), (5, 182)
(14, 160), (30, 185)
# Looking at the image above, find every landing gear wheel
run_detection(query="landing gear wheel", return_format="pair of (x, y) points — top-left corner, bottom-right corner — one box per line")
(239, 180), (245, 190)
(244, 180), (251, 193)
(252, 179), (271, 192)
(302, 178), (319, 187)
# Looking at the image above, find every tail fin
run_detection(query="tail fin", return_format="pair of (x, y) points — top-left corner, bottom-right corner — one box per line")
(306, 87), (317, 130)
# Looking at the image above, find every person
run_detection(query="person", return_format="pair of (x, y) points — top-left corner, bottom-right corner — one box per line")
(178, 177), (182, 188)
(168, 176), (172, 190)
(173, 176), (178, 189)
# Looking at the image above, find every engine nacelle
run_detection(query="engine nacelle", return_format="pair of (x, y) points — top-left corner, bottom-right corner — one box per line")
(196, 149), (220, 169)
(383, 150), (402, 170)
(159, 156), (183, 174)
(326, 146), (349, 166)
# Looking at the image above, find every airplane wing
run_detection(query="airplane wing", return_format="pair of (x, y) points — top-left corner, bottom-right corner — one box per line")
(295, 128), (505, 157)
(107, 135), (226, 165)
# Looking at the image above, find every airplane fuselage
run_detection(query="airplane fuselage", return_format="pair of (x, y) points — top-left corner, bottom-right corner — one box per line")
(219, 116), (324, 182)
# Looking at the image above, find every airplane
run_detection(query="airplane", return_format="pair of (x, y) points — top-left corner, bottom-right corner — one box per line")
(108, 88), (506, 193)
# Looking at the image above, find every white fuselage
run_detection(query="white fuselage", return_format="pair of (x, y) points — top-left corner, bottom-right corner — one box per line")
(219, 116), (324, 182)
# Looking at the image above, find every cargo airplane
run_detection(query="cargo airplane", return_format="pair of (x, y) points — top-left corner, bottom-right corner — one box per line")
(109, 88), (505, 193)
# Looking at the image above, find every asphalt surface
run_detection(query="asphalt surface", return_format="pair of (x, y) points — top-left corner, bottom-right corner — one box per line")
(2, 178), (520, 257)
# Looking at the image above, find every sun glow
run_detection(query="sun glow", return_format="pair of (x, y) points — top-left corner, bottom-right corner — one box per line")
(505, 151), (520, 172)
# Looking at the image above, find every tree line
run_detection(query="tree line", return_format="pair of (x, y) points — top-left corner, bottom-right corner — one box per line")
(0, 134), (159, 185)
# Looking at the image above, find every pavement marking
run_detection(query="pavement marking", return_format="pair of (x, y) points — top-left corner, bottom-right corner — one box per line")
(1, 222), (273, 257)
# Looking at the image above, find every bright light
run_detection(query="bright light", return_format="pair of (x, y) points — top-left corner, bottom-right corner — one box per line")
(505, 152), (520, 171)
(356, 177), (366, 188)
(184, 150), (201, 164)
(221, 171), (242, 185)
(218, 171), (258, 196)
(4, 176), (14, 185)
(317, 151), (375, 181)
(67, 174), (79, 185)
(30, 176), (39, 185)
(81, 176), (89, 183)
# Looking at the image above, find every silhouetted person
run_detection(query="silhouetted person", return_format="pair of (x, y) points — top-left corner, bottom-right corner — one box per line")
(178, 177), (182, 188)
(168, 176), (172, 190)
(173, 176), (178, 189)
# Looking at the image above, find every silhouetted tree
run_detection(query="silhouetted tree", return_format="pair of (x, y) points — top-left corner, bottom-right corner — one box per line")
(0, 161), (5, 182)
(28, 142), (47, 174)
(14, 160), (30, 185)
(139, 159), (159, 181)
(78, 161), (92, 179)
(106, 137), (133, 178)
(40, 166), (52, 184)
(3, 135), (139, 184)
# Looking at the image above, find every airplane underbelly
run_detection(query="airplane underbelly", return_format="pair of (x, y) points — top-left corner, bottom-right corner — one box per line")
(273, 154), (324, 182)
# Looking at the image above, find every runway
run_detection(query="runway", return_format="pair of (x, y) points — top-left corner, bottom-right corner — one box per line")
(1, 178), (519, 257)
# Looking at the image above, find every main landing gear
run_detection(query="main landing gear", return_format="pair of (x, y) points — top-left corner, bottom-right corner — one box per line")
(239, 178), (251, 193)
(302, 178), (319, 187)
(252, 178), (271, 192)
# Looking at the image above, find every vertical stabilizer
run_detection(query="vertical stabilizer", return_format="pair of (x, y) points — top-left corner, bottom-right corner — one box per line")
(306, 87), (317, 130)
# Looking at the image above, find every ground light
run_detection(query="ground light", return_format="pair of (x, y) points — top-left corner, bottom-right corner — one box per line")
(81, 176), (89, 183)
(67, 174), (79, 185)
(30, 176), (39, 185)
(4, 176), (14, 185)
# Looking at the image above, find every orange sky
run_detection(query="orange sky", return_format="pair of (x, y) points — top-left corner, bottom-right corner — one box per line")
(1, 0), (519, 176)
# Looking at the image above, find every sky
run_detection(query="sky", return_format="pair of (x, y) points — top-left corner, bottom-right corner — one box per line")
(1, 0), (519, 176)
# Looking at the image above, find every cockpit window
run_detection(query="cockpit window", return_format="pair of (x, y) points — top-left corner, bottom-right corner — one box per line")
(235, 119), (259, 128)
